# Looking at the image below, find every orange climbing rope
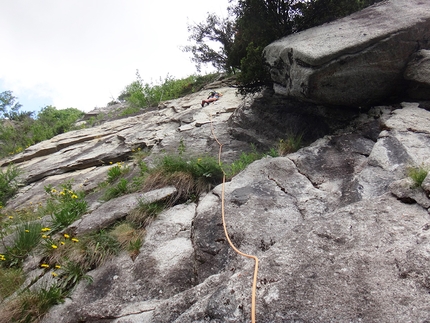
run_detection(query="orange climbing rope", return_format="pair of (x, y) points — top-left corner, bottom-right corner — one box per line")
(210, 114), (259, 323)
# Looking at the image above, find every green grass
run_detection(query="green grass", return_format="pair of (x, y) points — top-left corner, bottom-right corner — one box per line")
(103, 178), (129, 201)
(408, 165), (428, 188)
(2, 222), (43, 267)
(4, 284), (66, 323)
(277, 132), (303, 156)
(128, 200), (166, 229)
(0, 267), (25, 301)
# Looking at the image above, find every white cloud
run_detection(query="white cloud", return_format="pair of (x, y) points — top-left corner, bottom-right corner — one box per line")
(0, 0), (230, 112)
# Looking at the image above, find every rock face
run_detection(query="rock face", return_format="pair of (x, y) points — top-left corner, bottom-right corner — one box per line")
(404, 49), (430, 100)
(264, 0), (430, 106)
(37, 100), (430, 323)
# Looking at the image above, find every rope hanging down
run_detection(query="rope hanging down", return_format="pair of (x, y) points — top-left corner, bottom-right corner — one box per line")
(210, 114), (259, 323)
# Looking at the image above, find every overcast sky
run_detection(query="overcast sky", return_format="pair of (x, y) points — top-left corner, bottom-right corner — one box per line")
(0, 0), (230, 113)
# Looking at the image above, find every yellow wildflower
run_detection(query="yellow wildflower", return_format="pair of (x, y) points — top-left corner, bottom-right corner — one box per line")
(60, 241), (65, 245)
(51, 244), (58, 249)
(8, 216), (13, 219)
(55, 265), (61, 269)
(64, 234), (70, 239)
(109, 161), (113, 164)
(42, 235), (48, 239)
(0, 254), (6, 261)
(52, 272), (58, 277)
(60, 191), (65, 196)
(71, 194), (78, 199)
(51, 188), (57, 193)
(41, 263), (50, 268)
(41, 227), (51, 232)
(25, 230), (30, 233)
(71, 238), (79, 243)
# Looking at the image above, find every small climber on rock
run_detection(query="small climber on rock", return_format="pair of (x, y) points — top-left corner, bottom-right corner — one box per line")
(202, 91), (222, 107)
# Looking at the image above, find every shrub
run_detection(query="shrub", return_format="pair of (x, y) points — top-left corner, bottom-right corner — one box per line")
(0, 163), (21, 207)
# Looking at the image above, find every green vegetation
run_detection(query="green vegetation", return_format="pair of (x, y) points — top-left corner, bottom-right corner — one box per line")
(0, 163), (21, 208)
(277, 132), (304, 156)
(44, 183), (88, 231)
(0, 267), (25, 301)
(0, 92), (84, 158)
(118, 71), (220, 109)
(3, 284), (66, 323)
(2, 222), (43, 268)
(407, 165), (428, 188)
(106, 162), (129, 183)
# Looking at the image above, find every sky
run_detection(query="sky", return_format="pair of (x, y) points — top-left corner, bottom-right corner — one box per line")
(0, 0), (230, 113)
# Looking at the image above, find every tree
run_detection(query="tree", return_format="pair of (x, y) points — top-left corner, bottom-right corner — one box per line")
(182, 13), (237, 73)
(0, 91), (24, 120)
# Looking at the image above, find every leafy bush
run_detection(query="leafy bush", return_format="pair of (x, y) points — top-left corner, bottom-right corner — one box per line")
(0, 104), (84, 158)
(0, 163), (21, 207)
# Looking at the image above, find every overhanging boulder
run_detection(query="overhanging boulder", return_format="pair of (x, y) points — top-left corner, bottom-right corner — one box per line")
(264, 0), (430, 107)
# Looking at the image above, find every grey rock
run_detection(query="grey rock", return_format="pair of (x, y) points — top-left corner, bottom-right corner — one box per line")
(404, 49), (430, 100)
(264, 0), (430, 106)
(73, 186), (177, 235)
(389, 177), (430, 208)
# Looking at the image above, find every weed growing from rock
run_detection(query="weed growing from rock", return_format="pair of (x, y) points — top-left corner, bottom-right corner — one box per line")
(0, 267), (25, 302)
(107, 162), (129, 183)
(407, 165), (429, 188)
(1, 222), (43, 267)
(128, 200), (166, 229)
(103, 178), (129, 201)
(1, 284), (66, 323)
(277, 132), (303, 156)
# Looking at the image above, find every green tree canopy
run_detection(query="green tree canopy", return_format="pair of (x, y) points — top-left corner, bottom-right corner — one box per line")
(0, 91), (25, 120)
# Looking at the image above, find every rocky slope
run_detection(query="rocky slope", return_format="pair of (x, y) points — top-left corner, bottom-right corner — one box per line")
(2, 1), (430, 322)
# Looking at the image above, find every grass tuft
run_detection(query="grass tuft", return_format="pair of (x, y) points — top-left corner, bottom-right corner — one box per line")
(407, 165), (428, 188)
